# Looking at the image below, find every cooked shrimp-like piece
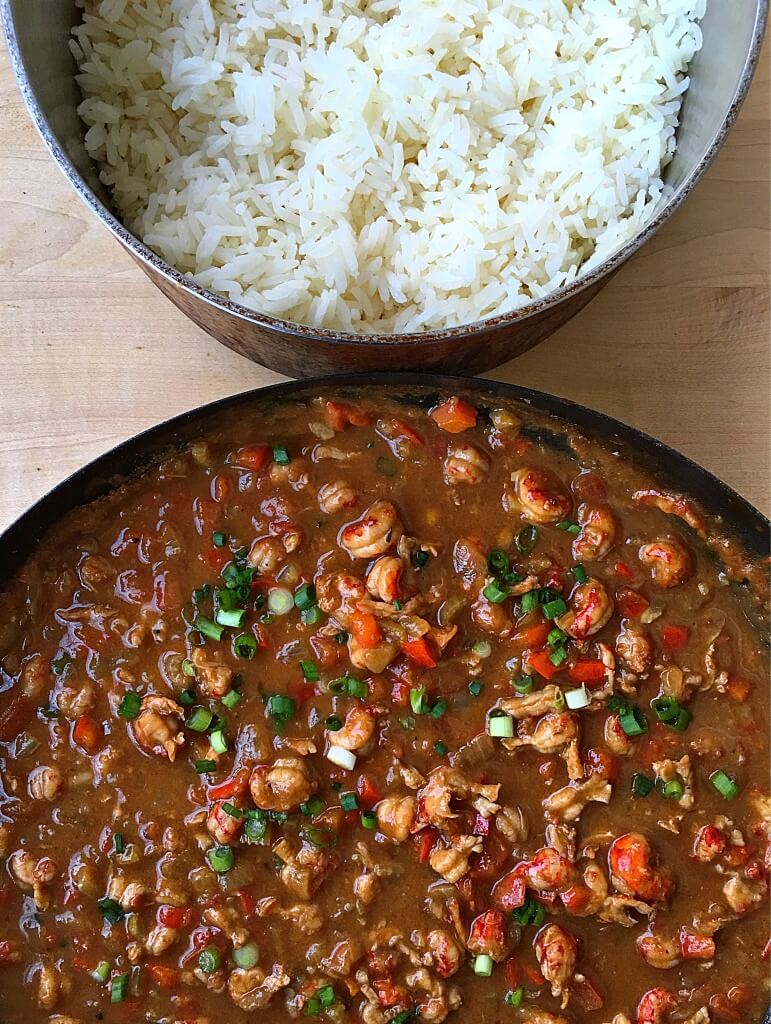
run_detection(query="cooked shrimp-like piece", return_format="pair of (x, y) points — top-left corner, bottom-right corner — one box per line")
(471, 592), (512, 635)
(500, 685), (560, 719)
(632, 488), (705, 533)
(452, 536), (487, 590)
(78, 554), (115, 589)
(375, 795), (417, 843)
(131, 695), (185, 761)
(340, 501), (402, 559)
(444, 443), (490, 485)
(269, 458), (309, 490)
(722, 872), (767, 915)
(20, 654), (51, 701)
(207, 801), (244, 845)
(366, 556), (403, 603)
(609, 833), (673, 904)
(508, 467), (572, 524)
(505, 712), (579, 755)
(691, 823), (727, 863)
(636, 931), (680, 970)
(418, 766), (500, 828)
(604, 714), (632, 755)
(249, 758), (317, 813)
(227, 964), (290, 1011)
(248, 536), (285, 574)
(424, 929), (463, 978)
(556, 579), (613, 640)
(572, 503), (616, 562)
(329, 706), (376, 752)
(467, 909), (511, 961)
(28, 766), (63, 801)
(318, 480), (358, 514)
(316, 572), (367, 615)
(636, 987), (678, 1024)
(430, 835), (481, 884)
(145, 925), (178, 956)
(638, 540), (692, 589)
(542, 774), (612, 823)
(534, 924), (578, 1006)
(616, 625), (653, 675)
(191, 647), (233, 700)
(522, 847), (576, 893)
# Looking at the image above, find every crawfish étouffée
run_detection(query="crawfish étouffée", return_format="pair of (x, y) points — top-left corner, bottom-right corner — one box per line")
(0, 392), (768, 1024)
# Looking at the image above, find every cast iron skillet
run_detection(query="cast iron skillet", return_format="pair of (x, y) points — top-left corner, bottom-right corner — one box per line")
(0, 374), (769, 1023)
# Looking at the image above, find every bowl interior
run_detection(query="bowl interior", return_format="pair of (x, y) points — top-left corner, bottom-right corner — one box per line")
(2, 0), (767, 344)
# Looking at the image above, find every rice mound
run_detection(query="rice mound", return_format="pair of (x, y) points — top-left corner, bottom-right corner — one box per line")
(71, 0), (705, 334)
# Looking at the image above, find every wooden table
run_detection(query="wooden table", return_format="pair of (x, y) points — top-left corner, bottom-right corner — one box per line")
(1, 41), (768, 533)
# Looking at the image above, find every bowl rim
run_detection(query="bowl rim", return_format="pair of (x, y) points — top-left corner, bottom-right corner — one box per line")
(1, 373), (768, 585)
(1, 0), (768, 347)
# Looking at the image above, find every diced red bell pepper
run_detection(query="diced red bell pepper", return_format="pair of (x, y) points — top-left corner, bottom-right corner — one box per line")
(231, 445), (272, 472)
(679, 930), (716, 960)
(211, 474), (232, 502)
(145, 963), (180, 988)
(560, 884), (593, 915)
(662, 625), (689, 652)
(390, 680), (410, 706)
(208, 766), (251, 801)
(356, 774), (383, 810)
(73, 715), (103, 755)
(511, 620), (551, 652)
(429, 396), (477, 433)
(567, 660), (606, 685)
(401, 636), (437, 668)
(350, 611), (382, 650)
(571, 976), (604, 1011)
(193, 497), (220, 536)
(725, 677), (751, 702)
(584, 748), (619, 783)
(237, 888), (256, 918)
(527, 648), (559, 680)
(158, 905), (192, 929)
(325, 401), (371, 432)
(616, 587), (649, 619)
(413, 828), (438, 864)
(614, 561), (635, 581)
(504, 956), (520, 988)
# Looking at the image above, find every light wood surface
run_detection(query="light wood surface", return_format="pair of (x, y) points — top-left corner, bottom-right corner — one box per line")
(1, 40), (768, 533)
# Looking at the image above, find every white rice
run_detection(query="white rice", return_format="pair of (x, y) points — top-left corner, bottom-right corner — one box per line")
(70, 0), (705, 334)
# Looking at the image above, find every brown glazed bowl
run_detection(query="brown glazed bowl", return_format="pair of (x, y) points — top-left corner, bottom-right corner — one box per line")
(1, 2), (768, 376)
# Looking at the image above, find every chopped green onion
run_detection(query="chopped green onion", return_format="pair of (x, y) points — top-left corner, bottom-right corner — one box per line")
(547, 627), (567, 646)
(660, 778), (685, 801)
(556, 520), (580, 534)
(710, 769), (739, 800)
(300, 660), (319, 682)
(325, 714), (343, 732)
(113, 833), (125, 855)
(391, 1012), (419, 1024)
(398, 716), (415, 732)
(221, 690), (241, 711)
(520, 590), (540, 613)
(619, 705), (648, 737)
(361, 810), (377, 829)
(182, 658), (196, 677)
(300, 796), (325, 817)
(195, 759), (217, 773)
(267, 587), (294, 616)
(196, 616), (224, 641)
(410, 687), (430, 715)
(514, 676), (534, 694)
(330, 675), (366, 699)
(472, 639), (492, 658)
(216, 607), (245, 629)
(393, 599), (403, 610)
(512, 895), (546, 926)
(294, 583), (317, 610)
(542, 597), (567, 620)
(118, 691), (141, 720)
(549, 645), (568, 667)
(244, 810), (269, 844)
(468, 680), (484, 697)
(414, 549), (429, 568)
(505, 987), (524, 1007)
(97, 897), (125, 925)
(483, 580), (510, 604)
(651, 695), (681, 723)
(317, 984), (335, 1008)
(186, 707), (214, 732)
(222, 802), (242, 819)
(434, 740), (448, 756)
(669, 707), (692, 732)
(110, 973), (129, 1003)
(571, 564), (587, 584)
(212, 531), (227, 548)
(430, 697), (447, 720)
(553, 688), (566, 710)
(376, 455), (397, 476)
(488, 714), (514, 738)
(179, 688), (196, 707)
(301, 605), (323, 625)
(607, 694), (625, 712)
(334, 631), (348, 644)
(273, 445), (290, 465)
(198, 945), (222, 974)
(340, 792), (359, 812)
(233, 942), (259, 969)
(193, 583), (212, 604)
(233, 633), (257, 660)
(90, 960), (111, 983)
(631, 772), (655, 797)
(207, 846), (234, 873)
(302, 826), (338, 849)
(488, 549), (510, 574)
(516, 525), (539, 554)
(266, 694), (296, 723)
(473, 954), (494, 977)
(304, 997), (321, 1017)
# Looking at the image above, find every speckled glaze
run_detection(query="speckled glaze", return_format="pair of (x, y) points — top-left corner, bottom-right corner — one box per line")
(1, 1), (768, 376)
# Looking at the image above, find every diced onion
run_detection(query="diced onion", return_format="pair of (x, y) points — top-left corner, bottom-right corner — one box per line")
(267, 587), (294, 615)
(565, 685), (590, 710)
(487, 714), (514, 738)
(473, 954), (494, 977)
(326, 746), (357, 771)
(472, 640), (492, 658)
(233, 943), (260, 969)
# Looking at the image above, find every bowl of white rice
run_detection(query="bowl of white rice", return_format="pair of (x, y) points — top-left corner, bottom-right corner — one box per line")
(1, 0), (767, 375)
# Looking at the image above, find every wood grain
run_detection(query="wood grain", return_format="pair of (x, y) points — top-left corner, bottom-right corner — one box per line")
(0, 39), (768, 533)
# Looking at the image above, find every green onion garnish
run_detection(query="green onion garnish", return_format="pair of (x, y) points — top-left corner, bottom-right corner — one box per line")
(300, 660), (319, 682)
(547, 627), (567, 646)
(301, 605), (323, 625)
(631, 772), (654, 797)
(212, 531), (227, 548)
(512, 895), (546, 926)
(334, 631), (349, 644)
(710, 769), (739, 800)
(430, 697), (447, 719)
(619, 705), (648, 737)
(468, 680), (484, 697)
(660, 778), (685, 801)
(549, 645), (568, 667)
(179, 688), (196, 707)
(266, 694), (296, 723)
(434, 740), (448, 756)
(482, 580), (510, 604)
(244, 810), (269, 844)
(300, 796), (325, 817)
(113, 833), (124, 855)
(487, 549), (510, 574)
(97, 897), (125, 925)
(186, 707), (214, 732)
(302, 827), (338, 849)
(221, 690), (241, 711)
(233, 633), (257, 659)
(207, 846), (234, 873)
(514, 676), (534, 694)
(542, 597), (567, 620)
(195, 759), (217, 773)
(651, 695), (681, 723)
(473, 954), (494, 977)
(90, 960), (111, 983)
(505, 987), (524, 1007)
(273, 445), (290, 465)
(215, 607), (245, 629)
(222, 802), (242, 819)
(340, 792), (359, 812)
(198, 945), (222, 974)
(196, 616), (224, 642)
(516, 525), (538, 554)
(571, 564), (587, 584)
(118, 692), (141, 720)
(182, 658), (196, 677)
(410, 687), (430, 715)
(110, 973), (129, 1003)
(413, 549), (429, 568)
(556, 520), (580, 534)
(233, 942), (259, 969)
(520, 590), (540, 613)
(325, 714), (343, 732)
(361, 810), (377, 829)
(294, 583), (316, 610)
